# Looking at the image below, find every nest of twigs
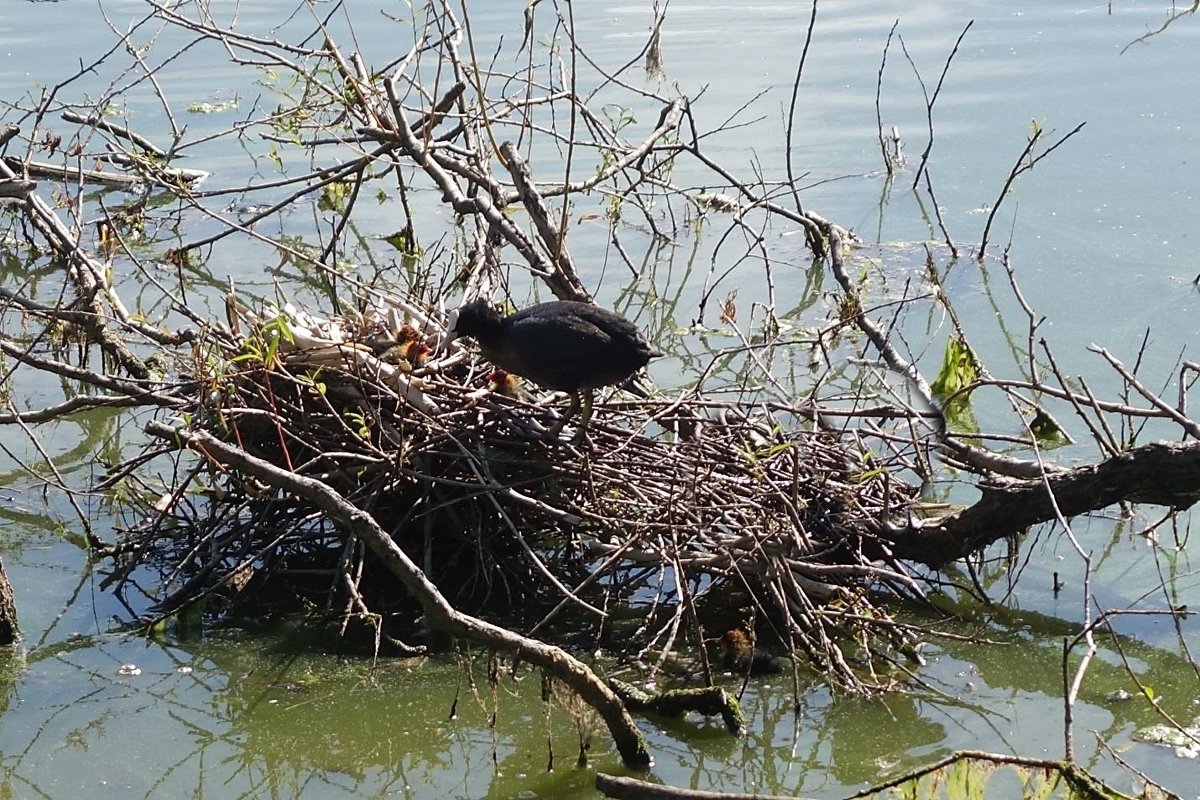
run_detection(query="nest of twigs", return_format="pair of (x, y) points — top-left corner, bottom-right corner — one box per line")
(108, 293), (922, 687)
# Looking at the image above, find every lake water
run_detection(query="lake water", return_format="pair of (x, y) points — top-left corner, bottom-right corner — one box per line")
(1, 1), (1198, 798)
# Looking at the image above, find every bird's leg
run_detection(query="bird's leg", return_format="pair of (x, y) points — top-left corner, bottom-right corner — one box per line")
(570, 390), (595, 445)
(545, 391), (581, 438)
(578, 389), (595, 428)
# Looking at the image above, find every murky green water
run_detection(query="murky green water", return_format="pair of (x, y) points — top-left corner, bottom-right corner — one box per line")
(1, 1), (1198, 798)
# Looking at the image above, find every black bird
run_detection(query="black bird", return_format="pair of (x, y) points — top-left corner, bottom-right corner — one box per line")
(450, 298), (662, 437)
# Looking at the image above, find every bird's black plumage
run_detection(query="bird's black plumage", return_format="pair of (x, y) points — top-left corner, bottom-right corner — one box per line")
(451, 298), (662, 436)
(453, 299), (660, 391)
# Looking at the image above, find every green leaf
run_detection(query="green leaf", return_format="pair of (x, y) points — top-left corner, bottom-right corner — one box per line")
(930, 336), (979, 400)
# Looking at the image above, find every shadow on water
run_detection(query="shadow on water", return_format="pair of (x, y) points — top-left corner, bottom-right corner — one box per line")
(0, 612), (616, 798)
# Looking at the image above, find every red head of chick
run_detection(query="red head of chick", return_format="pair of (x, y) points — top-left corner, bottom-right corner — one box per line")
(486, 368), (525, 400)
(716, 628), (783, 676)
(394, 324), (431, 368)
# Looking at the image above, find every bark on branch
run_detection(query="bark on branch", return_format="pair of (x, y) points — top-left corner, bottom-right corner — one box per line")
(888, 439), (1200, 566)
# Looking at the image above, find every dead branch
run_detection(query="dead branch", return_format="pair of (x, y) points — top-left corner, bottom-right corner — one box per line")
(60, 109), (167, 157)
(977, 121), (1086, 257)
(0, 178), (35, 199)
(889, 439), (1200, 566)
(907, 20), (974, 190)
(2, 156), (205, 190)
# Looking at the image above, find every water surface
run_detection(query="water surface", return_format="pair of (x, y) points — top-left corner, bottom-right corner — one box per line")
(0, 1), (1197, 798)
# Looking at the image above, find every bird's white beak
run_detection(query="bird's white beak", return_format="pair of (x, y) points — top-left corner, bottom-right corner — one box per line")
(437, 307), (464, 354)
(445, 306), (462, 340)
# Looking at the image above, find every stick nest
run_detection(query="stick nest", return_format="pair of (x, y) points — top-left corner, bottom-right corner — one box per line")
(110, 295), (923, 689)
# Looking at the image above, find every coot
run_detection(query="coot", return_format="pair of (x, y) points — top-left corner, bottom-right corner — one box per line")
(451, 298), (662, 436)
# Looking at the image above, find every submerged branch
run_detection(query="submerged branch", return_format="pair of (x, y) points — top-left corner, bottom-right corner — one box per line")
(597, 773), (805, 800)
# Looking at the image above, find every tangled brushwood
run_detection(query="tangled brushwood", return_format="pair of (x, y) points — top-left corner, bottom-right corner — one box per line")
(104, 293), (923, 690)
